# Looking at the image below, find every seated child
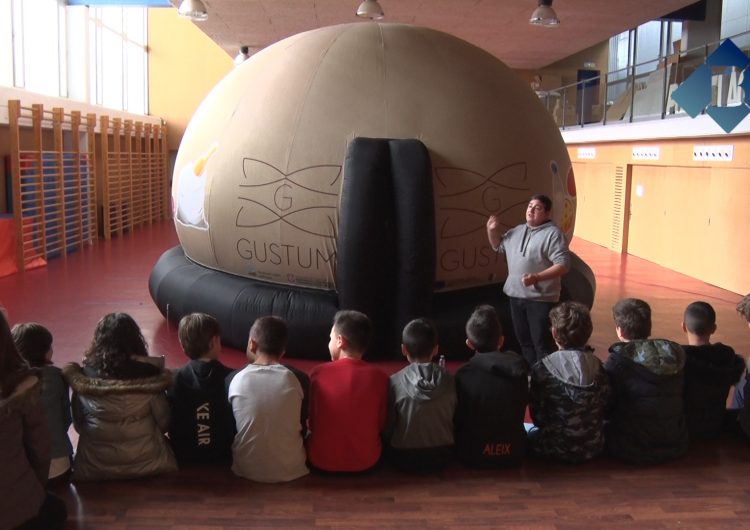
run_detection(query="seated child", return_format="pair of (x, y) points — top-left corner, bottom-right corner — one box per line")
(168, 313), (235, 463)
(738, 294), (750, 330)
(12, 322), (74, 482)
(307, 310), (389, 472)
(386, 318), (456, 473)
(63, 312), (177, 481)
(454, 305), (528, 468)
(1, 312), (67, 530)
(228, 316), (308, 482)
(735, 294), (750, 438)
(528, 301), (610, 463)
(681, 301), (744, 440)
(605, 298), (688, 464)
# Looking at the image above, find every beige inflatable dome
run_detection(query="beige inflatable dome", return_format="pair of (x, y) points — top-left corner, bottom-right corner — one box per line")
(173, 22), (576, 292)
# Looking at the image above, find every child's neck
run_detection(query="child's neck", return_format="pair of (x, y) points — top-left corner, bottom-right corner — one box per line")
(686, 333), (711, 346)
(253, 352), (281, 366)
(339, 350), (363, 361)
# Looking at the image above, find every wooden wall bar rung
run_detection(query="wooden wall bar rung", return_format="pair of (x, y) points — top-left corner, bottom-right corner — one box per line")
(8, 100), (99, 270)
(100, 116), (169, 239)
(8, 99), (168, 269)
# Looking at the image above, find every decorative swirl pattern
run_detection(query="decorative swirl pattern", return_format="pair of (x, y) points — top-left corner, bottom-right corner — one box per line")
(236, 159), (341, 238)
(435, 164), (531, 240)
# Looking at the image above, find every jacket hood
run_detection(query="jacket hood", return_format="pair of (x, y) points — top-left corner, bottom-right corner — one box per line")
(519, 220), (556, 256)
(683, 343), (745, 385)
(541, 349), (601, 388)
(608, 339), (685, 376)
(470, 350), (528, 379)
(0, 376), (41, 417)
(174, 360), (228, 392)
(400, 362), (454, 401)
(64, 362), (172, 395)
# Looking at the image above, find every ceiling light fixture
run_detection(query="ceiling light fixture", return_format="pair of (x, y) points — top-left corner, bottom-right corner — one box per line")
(178, 0), (208, 22)
(356, 0), (384, 20)
(234, 46), (251, 65)
(529, 0), (560, 27)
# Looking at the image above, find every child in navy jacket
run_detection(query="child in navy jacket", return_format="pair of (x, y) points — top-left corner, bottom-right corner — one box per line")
(454, 305), (529, 468)
(168, 313), (235, 463)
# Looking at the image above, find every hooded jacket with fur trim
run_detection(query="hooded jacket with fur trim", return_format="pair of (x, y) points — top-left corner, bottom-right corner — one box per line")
(0, 376), (49, 529)
(64, 363), (178, 481)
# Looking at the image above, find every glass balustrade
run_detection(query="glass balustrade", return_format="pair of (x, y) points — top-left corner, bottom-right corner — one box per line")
(542, 30), (749, 130)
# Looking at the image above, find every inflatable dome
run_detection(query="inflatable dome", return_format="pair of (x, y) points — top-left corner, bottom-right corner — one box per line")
(150, 22), (594, 360)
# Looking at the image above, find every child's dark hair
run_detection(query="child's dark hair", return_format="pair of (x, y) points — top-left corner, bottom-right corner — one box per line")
(465, 305), (502, 353)
(683, 301), (716, 336)
(402, 318), (438, 362)
(249, 316), (287, 357)
(737, 294), (750, 323)
(0, 312), (32, 398)
(83, 312), (149, 378)
(332, 310), (372, 353)
(178, 313), (221, 360)
(612, 298), (651, 340)
(549, 301), (592, 350)
(11, 322), (53, 367)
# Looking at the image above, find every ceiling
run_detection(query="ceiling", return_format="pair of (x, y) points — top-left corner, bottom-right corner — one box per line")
(170, 0), (699, 70)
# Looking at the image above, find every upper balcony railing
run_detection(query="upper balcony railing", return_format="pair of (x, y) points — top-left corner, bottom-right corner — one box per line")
(538, 30), (750, 130)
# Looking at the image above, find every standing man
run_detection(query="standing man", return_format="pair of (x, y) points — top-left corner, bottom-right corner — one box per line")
(486, 194), (570, 366)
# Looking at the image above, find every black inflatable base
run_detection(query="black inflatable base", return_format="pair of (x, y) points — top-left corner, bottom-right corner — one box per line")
(149, 246), (594, 361)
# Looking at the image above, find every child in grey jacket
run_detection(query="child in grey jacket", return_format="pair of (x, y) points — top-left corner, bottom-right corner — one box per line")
(386, 318), (456, 473)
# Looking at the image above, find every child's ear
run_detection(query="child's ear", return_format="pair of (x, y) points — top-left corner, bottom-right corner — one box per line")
(680, 321), (688, 333)
(430, 344), (439, 360)
(550, 328), (563, 349)
(465, 339), (476, 351)
(497, 335), (505, 350)
(710, 323), (717, 335)
(245, 339), (258, 363)
(400, 344), (410, 359)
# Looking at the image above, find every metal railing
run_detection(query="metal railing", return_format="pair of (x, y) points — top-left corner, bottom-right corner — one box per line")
(537, 30), (750, 129)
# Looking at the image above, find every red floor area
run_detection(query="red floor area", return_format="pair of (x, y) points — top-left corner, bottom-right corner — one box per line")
(1, 220), (747, 374)
(0, 221), (405, 374)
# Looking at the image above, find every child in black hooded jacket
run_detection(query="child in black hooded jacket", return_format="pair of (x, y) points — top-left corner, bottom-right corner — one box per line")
(168, 313), (236, 463)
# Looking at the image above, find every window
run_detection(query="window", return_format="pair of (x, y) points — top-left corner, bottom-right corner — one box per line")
(0, 2), (148, 115)
(606, 20), (683, 116)
(0, 2), (13, 87)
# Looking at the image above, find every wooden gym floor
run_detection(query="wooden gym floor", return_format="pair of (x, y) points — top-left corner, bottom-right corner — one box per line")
(1, 220), (748, 529)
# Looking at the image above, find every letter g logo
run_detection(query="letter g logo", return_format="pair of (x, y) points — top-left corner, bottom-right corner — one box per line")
(274, 184), (293, 211)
